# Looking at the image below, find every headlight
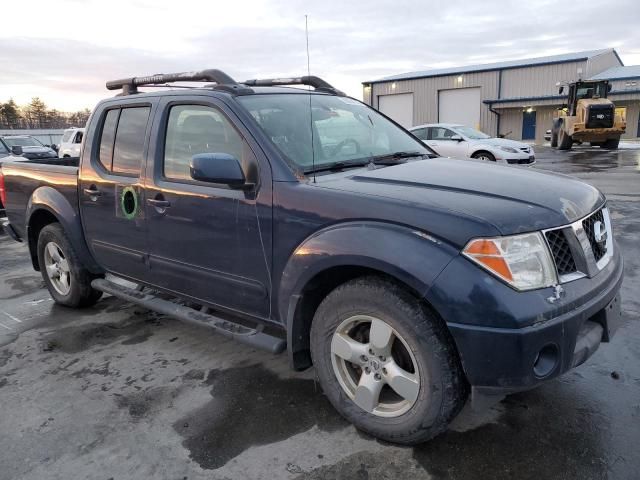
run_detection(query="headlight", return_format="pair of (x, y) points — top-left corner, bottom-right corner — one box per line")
(499, 146), (518, 153)
(462, 232), (557, 290)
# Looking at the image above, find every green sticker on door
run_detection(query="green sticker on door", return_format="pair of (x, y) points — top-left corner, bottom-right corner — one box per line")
(116, 185), (143, 220)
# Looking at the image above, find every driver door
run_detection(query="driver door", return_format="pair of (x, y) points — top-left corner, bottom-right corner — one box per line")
(426, 127), (461, 157)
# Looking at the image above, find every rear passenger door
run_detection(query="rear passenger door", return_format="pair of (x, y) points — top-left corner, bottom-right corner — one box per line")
(143, 97), (273, 319)
(79, 100), (156, 281)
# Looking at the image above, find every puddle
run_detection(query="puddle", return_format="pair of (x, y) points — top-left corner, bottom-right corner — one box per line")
(174, 364), (347, 470)
(41, 316), (155, 354)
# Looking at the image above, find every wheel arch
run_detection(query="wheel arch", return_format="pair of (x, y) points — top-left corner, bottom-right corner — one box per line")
(279, 221), (459, 370)
(471, 149), (496, 160)
(26, 186), (102, 273)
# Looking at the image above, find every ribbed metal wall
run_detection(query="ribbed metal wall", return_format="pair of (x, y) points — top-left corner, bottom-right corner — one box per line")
(500, 61), (588, 98)
(369, 71), (500, 134)
(586, 51), (622, 78)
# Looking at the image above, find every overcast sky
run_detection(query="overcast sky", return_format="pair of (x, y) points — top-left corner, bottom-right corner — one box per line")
(1, 0), (639, 111)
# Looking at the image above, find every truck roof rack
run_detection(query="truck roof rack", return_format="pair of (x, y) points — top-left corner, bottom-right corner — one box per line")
(243, 76), (345, 96)
(106, 69), (253, 95)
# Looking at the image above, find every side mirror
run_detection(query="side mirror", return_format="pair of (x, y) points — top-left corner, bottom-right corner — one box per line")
(558, 86), (565, 95)
(450, 134), (463, 142)
(607, 84), (612, 93)
(190, 153), (250, 188)
(11, 145), (23, 156)
(51, 144), (59, 153)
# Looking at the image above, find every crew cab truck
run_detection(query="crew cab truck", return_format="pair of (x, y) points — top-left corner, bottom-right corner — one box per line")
(0, 70), (623, 445)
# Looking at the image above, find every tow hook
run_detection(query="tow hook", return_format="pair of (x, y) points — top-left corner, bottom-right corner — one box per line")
(546, 285), (566, 304)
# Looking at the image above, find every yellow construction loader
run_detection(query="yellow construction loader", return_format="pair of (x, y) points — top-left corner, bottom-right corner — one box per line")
(551, 80), (626, 150)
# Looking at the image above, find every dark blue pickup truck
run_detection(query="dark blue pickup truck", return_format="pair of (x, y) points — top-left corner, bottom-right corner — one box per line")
(0, 70), (623, 444)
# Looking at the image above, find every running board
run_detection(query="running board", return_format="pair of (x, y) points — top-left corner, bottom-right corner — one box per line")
(91, 278), (286, 354)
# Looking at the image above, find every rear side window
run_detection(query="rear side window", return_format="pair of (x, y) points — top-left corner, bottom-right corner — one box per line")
(0, 141), (7, 154)
(164, 105), (244, 181)
(112, 107), (150, 176)
(97, 107), (150, 176)
(98, 109), (119, 171)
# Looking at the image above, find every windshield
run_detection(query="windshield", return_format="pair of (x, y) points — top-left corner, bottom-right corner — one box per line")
(3, 136), (44, 147)
(576, 82), (608, 100)
(453, 126), (491, 140)
(237, 94), (432, 171)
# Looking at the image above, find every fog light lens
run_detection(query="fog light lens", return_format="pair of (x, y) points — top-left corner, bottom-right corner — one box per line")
(533, 344), (559, 378)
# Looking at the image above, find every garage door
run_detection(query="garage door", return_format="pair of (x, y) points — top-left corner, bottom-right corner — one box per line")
(378, 93), (414, 128)
(438, 88), (481, 129)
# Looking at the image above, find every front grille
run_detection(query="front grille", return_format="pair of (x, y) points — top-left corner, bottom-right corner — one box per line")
(582, 209), (607, 261)
(586, 105), (614, 129)
(545, 229), (577, 276)
(507, 158), (534, 165)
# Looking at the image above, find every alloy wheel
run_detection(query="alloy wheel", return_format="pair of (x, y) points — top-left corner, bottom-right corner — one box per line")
(43, 241), (71, 296)
(330, 315), (421, 417)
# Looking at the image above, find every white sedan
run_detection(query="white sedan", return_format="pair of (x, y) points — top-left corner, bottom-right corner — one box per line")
(409, 123), (535, 165)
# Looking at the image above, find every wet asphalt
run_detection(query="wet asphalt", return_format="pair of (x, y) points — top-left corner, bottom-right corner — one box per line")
(0, 144), (639, 480)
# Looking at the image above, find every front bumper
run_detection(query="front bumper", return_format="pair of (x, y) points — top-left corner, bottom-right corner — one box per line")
(427, 245), (623, 393)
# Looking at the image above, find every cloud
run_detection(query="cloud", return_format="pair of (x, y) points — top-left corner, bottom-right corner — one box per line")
(1, 0), (638, 110)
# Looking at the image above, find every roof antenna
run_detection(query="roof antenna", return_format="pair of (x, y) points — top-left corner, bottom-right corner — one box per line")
(305, 14), (316, 183)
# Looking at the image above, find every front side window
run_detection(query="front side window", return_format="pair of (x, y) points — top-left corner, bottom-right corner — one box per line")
(411, 127), (428, 140)
(237, 94), (432, 172)
(164, 105), (244, 182)
(430, 127), (456, 140)
(0, 141), (8, 154)
(74, 131), (83, 144)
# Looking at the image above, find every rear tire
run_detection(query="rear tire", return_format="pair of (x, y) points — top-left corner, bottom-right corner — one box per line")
(471, 151), (496, 162)
(310, 276), (468, 445)
(557, 129), (573, 150)
(37, 223), (103, 308)
(602, 138), (620, 150)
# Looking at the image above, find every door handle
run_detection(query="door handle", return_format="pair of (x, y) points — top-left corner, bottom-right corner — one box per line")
(147, 199), (171, 208)
(83, 186), (102, 198)
(147, 197), (171, 214)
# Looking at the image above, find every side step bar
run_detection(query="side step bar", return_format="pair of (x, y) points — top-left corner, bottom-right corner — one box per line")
(91, 278), (286, 354)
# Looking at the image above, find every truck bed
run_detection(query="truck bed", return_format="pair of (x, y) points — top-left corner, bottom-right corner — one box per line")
(1, 161), (79, 239)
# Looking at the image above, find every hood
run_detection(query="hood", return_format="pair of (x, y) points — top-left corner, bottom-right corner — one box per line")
(19, 146), (57, 158)
(316, 158), (604, 235)
(472, 137), (530, 149)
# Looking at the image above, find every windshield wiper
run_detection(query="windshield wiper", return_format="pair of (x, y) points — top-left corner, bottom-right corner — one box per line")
(303, 160), (370, 174)
(368, 151), (432, 164)
(303, 151), (432, 175)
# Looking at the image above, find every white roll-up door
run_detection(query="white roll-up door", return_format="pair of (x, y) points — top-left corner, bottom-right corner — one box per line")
(438, 88), (481, 129)
(378, 93), (414, 128)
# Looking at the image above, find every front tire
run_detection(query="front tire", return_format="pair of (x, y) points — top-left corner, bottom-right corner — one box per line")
(471, 151), (495, 162)
(602, 138), (620, 150)
(310, 276), (467, 444)
(37, 223), (103, 308)
(557, 129), (573, 150)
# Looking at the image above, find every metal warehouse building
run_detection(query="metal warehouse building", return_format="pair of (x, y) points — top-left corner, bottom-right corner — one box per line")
(362, 48), (640, 144)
